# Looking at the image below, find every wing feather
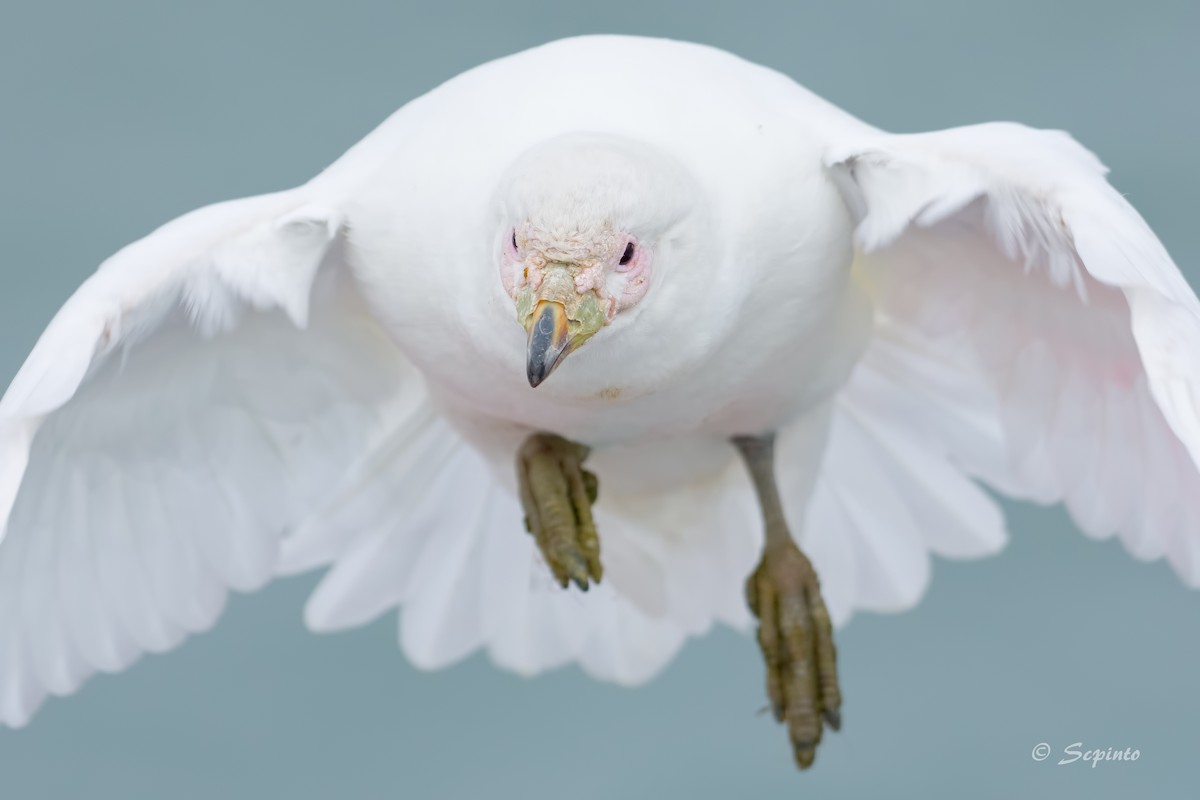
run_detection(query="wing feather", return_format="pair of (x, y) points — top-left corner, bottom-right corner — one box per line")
(823, 122), (1200, 598)
(0, 188), (422, 726)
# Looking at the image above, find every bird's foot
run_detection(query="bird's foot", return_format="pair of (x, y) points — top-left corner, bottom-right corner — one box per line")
(516, 432), (602, 590)
(747, 539), (842, 769)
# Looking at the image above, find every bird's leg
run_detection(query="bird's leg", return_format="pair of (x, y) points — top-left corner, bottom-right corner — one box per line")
(732, 434), (841, 770)
(516, 432), (603, 590)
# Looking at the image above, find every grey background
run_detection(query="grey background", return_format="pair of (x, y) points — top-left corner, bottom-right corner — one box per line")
(1, 1), (1198, 797)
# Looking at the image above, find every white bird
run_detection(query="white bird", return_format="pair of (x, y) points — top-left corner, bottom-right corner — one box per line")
(2, 35), (1199, 769)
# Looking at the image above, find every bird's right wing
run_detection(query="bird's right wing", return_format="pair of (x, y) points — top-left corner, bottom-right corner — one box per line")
(0, 185), (447, 726)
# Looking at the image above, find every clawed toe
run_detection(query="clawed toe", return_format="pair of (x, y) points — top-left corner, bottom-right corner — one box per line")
(517, 433), (603, 590)
(747, 540), (842, 769)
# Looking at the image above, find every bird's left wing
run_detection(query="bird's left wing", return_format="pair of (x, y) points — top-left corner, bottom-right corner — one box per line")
(811, 122), (1200, 617)
(0, 188), (424, 726)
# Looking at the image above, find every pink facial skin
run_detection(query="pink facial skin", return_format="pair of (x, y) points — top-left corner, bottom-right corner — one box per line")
(498, 227), (525, 297)
(500, 225), (652, 322)
(609, 235), (651, 313)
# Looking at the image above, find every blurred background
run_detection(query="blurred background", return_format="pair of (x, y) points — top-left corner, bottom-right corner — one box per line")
(1, 1), (1198, 797)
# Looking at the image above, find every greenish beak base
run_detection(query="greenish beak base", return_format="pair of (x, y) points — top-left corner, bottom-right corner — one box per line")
(519, 286), (606, 387)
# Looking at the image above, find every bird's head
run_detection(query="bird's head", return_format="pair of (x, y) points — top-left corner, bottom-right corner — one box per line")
(496, 133), (699, 387)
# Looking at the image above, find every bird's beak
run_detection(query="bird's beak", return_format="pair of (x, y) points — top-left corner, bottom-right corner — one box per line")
(526, 300), (571, 387)
(517, 264), (607, 388)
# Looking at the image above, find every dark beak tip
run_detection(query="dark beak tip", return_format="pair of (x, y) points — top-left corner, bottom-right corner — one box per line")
(525, 300), (569, 389)
(527, 352), (560, 388)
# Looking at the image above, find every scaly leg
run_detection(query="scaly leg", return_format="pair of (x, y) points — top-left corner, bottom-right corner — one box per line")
(733, 434), (841, 770)
(516, 432), (602, 590)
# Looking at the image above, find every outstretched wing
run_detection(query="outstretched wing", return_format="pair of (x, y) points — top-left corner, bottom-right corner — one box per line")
(0, 187), (426, 726)
(811, 122), (1200, 617)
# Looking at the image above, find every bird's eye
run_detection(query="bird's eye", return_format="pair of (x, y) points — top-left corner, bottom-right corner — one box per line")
(619, 242), (635, 266)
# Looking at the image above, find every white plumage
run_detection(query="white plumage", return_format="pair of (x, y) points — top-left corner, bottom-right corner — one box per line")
(2, 35), (1199, 727)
